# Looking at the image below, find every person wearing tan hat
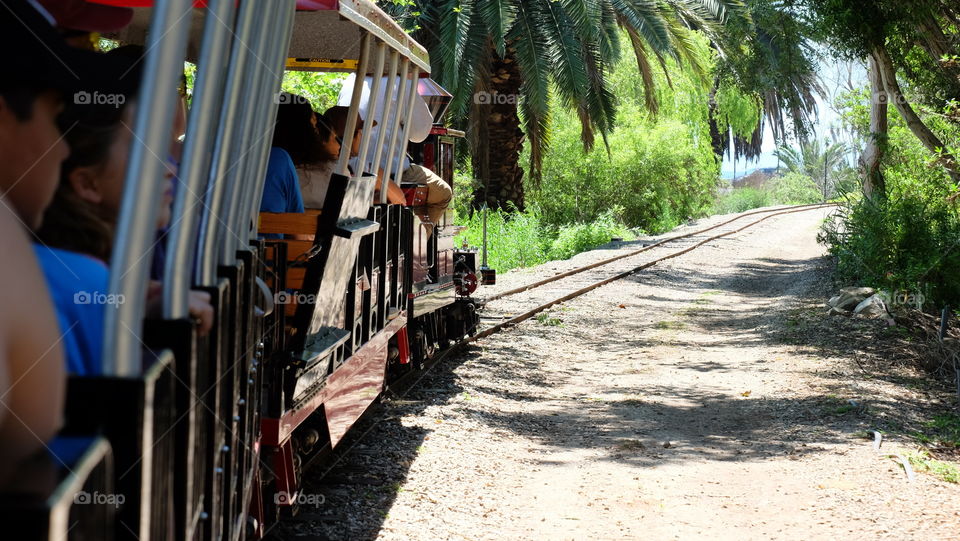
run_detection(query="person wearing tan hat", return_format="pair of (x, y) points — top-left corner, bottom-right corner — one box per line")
(323, 106), (406, 205)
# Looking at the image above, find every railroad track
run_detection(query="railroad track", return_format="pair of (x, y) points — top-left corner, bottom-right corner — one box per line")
(385, 203), (835, 396)
(473, 203), (835, 340)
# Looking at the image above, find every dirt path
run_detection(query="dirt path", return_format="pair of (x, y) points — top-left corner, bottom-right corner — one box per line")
(282, 208), (960, 541)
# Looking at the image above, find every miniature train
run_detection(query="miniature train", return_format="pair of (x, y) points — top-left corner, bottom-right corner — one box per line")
(0, 1), (493, 540)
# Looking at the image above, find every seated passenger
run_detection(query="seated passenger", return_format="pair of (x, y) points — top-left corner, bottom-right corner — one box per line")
(35, 56), (213, 375)
(297, 112), (340, 209)
(103, 44), (189, 280)
(397, 158), (454, 237)
(336, 77), (453, 234)
(268, 96), (338, 209)
(0, 203), (65, 486)
(323, 105), (407, 205)
(260, 92), (309, 215)
(0, 0), (113, 484)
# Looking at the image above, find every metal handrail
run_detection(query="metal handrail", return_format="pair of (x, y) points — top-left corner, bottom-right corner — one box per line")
(355, 41), (386, 175)
(163, 0), (236, 319)
(219, 3), (270, 263)
(368, 50), (399, 190)
(380, 58), (411, 202)
(245, 1), (297, 236)
(393, 70), (420, 186)
(195, 0), (258, 285)
(336, 34), (371, 177)
(103, 0), (193, 376)
(234, 0), (296, 250)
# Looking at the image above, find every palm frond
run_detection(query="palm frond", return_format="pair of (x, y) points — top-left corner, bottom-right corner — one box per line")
(510, 2), (554, 178)
(478, 0), (518, 58)
(624, 25), (660, 113)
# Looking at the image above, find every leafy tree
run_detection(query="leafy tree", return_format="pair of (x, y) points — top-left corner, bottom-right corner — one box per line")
(773, 139), (849, 198)
(767, 171), (823, 204)
(801, 0), (960, 191)
(708, 0), (824, 161)
(280, 71), (346, 114)
(382, 0), (747, 211)
(527, 29), (719, 232)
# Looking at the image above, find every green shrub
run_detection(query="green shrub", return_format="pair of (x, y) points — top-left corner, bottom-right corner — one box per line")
(820, 87), (960, 309)
(453, 206), (551, 272)
(454, 207), (635, 272)
(546, 211), (634, 261)
(767, 172), (824, 205)
(820, 191), (960, 308)
(711, 187), (771, 214)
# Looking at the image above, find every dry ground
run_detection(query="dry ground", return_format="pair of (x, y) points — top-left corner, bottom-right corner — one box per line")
(276, 208), (960, 541)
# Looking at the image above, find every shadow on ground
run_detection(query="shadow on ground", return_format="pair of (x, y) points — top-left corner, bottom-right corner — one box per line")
(268, 246), (956, 540)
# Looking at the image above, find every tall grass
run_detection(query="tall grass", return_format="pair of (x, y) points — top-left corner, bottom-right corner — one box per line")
(454, 207), (633, 273)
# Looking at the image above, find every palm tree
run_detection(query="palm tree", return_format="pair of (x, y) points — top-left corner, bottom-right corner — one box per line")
(708, 0), (825, 164)
(773, 139), (849, 198)
(383, 0), (747, 211)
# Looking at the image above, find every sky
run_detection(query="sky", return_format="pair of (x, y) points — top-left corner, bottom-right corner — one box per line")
(720, 58), (867, 179)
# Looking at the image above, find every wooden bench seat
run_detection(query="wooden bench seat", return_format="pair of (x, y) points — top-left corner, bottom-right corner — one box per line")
(258, 210), (322, 317)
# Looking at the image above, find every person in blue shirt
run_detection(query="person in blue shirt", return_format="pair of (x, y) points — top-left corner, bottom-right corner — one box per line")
(33, 246), (107, 376)
(261, 93), (345, 215)
(260, 146), (305, 214)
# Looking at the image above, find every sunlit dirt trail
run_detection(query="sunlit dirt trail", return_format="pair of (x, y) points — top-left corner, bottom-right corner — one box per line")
(287, 208), (959, 541)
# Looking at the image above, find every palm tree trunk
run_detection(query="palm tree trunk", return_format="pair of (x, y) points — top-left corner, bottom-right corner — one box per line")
(472, 48), (526, 211)
(860, 53), (887, 198)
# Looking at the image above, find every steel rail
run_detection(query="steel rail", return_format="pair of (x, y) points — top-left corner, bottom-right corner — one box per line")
(471, 204), (835, 341)
(383, 203), (836, 397)
(482, 203), (836, 304)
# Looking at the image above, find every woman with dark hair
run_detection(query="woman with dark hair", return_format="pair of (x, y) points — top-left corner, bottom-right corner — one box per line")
(260, 93), (337, 213)
(297, 111), (340, 208)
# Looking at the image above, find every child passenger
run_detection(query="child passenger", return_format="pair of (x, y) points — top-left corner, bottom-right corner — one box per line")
(35, 53), (213, 376)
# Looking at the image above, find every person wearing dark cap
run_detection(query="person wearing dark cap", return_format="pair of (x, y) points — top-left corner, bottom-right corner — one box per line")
(323, 105), (407, 205)
(0, 0), (128, 485)
(0, 0), (138, 229)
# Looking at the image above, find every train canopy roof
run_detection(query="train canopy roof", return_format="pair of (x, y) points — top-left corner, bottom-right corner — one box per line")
(90, 0), (430, 75)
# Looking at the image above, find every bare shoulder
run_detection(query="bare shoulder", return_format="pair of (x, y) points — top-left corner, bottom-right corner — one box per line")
(0, 200), (65, 484)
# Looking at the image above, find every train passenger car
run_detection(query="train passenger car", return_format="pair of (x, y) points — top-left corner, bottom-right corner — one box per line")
(0, 1), (481, 540)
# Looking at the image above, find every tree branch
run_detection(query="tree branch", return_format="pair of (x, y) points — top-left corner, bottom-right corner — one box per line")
(873, 43), (960, 185)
